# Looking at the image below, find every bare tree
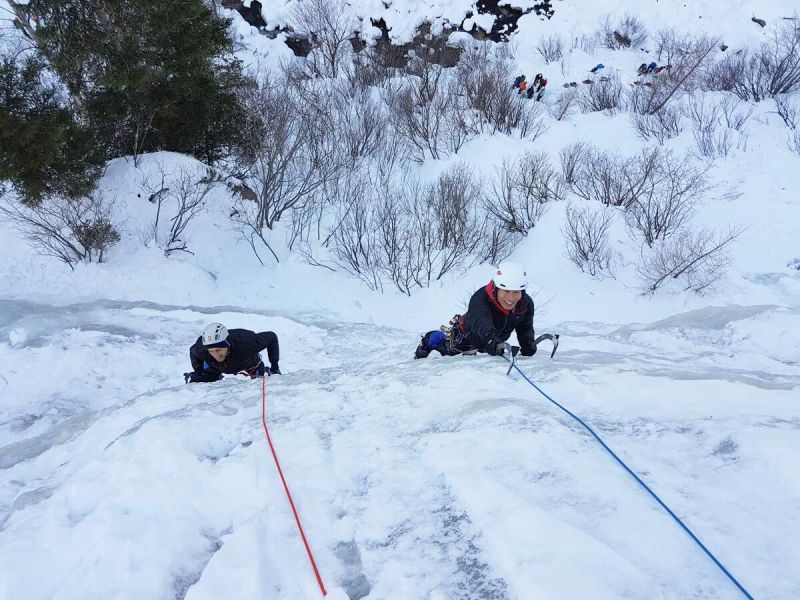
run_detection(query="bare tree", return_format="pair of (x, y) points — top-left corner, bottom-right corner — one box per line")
(637, 227), (741, 294)
(1, 192), (120, 269)
(596, 14), (647, 50)
(562, 203), (615, 277)
(536, 34), (563, 63)
(580, 72), (624, 114)
(289, 0), (357, 79)
(485, 152), (564, 234)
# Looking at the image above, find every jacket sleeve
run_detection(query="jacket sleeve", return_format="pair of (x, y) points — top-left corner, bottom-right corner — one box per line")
(464, 290), (498, 350)
(255, 331), (279, 365)
(189, 337), (206, 372)
(515, 297), (536, 348)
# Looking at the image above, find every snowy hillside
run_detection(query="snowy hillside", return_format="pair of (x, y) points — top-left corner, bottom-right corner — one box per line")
(1, 0), (799, 599)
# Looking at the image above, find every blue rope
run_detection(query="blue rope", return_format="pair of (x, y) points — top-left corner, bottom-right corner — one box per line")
(505, 358), (754, 600)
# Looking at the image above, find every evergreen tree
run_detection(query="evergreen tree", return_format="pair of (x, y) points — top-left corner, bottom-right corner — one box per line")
(17, 0), (256, 164)
(0, 57), (104, 205)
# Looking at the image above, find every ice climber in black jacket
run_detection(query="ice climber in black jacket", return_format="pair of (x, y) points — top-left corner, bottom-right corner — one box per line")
(414, 262), (537, 359)
(185, 322), (280, 383)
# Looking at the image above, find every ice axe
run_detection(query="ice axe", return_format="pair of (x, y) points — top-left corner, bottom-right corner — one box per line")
(502, 333), (559, 375)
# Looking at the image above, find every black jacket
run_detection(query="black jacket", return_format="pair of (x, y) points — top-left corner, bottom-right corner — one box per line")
(190, 329), (279, 375)
(460, 282), (535, 351)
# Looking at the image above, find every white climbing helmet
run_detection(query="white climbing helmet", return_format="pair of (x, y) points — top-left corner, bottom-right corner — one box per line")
(202, 322), (229, 346)
(493, 262), (528, 291)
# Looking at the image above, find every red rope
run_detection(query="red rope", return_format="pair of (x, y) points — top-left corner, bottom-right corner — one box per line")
(260, 375), (328, 596)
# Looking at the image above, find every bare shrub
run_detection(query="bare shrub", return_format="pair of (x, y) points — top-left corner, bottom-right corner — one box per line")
(637, 227), (741, 294)
(550, 87), (579, 121)
(485, 152), (564, 234)
(386, 56), (474, 162)
(790, 128), (800, 155)
(624, 149), (708, 246)
(327, 164), (512, 294)
(1, 192), (119, 269)
(707, 19), (800, 101)
(630, 105), (682, 143)
(413, 164), (488, 284)
(328, 188), (384, 291)
(563, 203), (615, 277)
(571, 34), (596, 54)
(719, 94), (754, 131)
(559, 141), (591, 186)
(596, 14), (647, 50)
(580, 72), (624, 114)
(775, 93), (800, 129)
(537, 35), (563, 63)
(628, 35), (719, 115)
(327, 82), (387, 165)
(344, 47), (397, 89)
(141, 164), (215, 255)
(290, 0), (357, 79)
(566, 146), (634, 207)
(232, 76), (349, 263)
(684, 93), (744, 158)
(455, 44), (546, 138)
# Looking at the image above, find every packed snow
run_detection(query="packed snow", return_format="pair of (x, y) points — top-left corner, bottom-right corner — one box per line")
(1, 0), (799, 599)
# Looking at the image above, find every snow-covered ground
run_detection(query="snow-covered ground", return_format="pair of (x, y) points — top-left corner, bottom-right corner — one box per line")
(1, 0), (799, 598)
(0, 298), (797, 599)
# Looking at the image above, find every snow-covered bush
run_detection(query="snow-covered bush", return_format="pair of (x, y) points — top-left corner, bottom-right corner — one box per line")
(564, 145), (632, 206)
(562, 203), (615, 277)
(596, 14), (647, 50)
(559, 141), (591, 186)
(485, 152), (564, 235)
(637, 227), (740, 294)
(0, 192), (119, 269)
